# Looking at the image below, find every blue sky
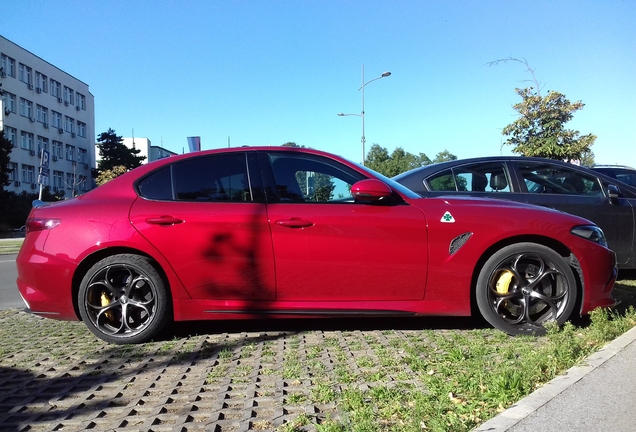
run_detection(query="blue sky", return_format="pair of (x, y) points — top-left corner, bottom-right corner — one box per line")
(3, 1), (635, 166)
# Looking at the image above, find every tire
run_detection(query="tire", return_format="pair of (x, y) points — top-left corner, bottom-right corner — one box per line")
(475, 243), (577, 336)
(78, 254), (171, 344)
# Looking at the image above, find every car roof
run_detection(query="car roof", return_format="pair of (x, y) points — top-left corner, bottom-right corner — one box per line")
(393, 155), (636, 194)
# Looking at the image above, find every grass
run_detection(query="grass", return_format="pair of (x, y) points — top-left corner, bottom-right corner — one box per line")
(0, 239), (23, 254)
(0, 278), (635, 431)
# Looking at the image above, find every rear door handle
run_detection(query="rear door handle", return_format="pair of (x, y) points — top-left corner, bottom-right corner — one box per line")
(275, 218), (314, 228)
(146, 215), (184, 226)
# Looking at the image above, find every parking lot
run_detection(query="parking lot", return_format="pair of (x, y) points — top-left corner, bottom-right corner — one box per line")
(2, 237), (636, 431)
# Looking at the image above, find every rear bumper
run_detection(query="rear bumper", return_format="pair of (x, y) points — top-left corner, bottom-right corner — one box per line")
(16, 249), (79, 321)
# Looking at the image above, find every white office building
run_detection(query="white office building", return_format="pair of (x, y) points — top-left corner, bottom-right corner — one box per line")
(1, 35), (95, 196)
(121, 137), (176, 163)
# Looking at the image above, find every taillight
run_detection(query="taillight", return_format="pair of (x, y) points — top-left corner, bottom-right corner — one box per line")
(26, 218), (61, 233)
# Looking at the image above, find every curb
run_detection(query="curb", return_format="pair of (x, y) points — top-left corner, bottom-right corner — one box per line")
(473, 325), (636, 431)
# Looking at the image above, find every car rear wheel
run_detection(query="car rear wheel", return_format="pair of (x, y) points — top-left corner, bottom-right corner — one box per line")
(78, 254), (171, 344)
(476, 243), (577, 336)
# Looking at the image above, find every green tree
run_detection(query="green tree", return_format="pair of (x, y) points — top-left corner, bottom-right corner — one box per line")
(95, 165), (128, 186)
(489, 58), (596, 163)
(0, 130), (13, 187)
(95, 128), (146, 176)
(432, 150), (457, 163)
(366, 144), (440, 177)
(502, 88), (596, 162)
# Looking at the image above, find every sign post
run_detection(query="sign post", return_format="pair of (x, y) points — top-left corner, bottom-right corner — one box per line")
(38, 149), (50, 200)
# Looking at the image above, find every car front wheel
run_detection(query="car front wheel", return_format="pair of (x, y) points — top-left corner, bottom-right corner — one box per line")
(78, 254), (171, 344)
(476, 243), (577, 336)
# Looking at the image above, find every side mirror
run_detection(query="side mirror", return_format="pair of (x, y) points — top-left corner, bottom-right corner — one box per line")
(351, 179), (392, 202)
(607, 184), (620, 202)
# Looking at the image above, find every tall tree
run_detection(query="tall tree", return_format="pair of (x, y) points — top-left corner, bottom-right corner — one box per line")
(0, 130), (13, 187)
(489, 58), (596, 162)
(432, 150), (457, 163)
(96, 128), (146, 172)
(502, 88), (596, 162)
(365, 144), (437, 177)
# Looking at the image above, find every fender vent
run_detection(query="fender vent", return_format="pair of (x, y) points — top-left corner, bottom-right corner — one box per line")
(449, 232), (472, 255)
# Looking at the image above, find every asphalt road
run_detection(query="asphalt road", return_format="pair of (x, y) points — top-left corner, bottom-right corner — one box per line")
(0, 254), (23, 310)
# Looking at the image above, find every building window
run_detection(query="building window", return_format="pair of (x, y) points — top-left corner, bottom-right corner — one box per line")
(20, 131), (34, 151)
(1, 54), (16, 77)
(64, 116), (74, 133)
(19, 63), (33, 87)
(36, 105), (48, 125)
(51, 111), (62, 129)
(3, 127), (16, 145)
(37, 136), (49, 154)
(4, 92), (16, 113)
(35, 72), (48, 93)
(65, 172), (74, 189)
(22, 165), (36, 184)
(8, 163), (18, 181)
(53, 170), (63, 189)
(52, 140), (63, 159)
(77, 121), (86, 138)
(65, 144), (75, 161)
(63, 86), (74, 106)
(19, 98), (34, 119)
(50, 79), (61, 99)
(77, 148), (87, 164)
(76, 93), (86, 110)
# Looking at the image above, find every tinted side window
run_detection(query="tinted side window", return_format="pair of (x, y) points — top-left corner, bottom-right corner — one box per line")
(426, 162), (510, 192)
(137, 154), (253, 202)
(137, 166), (172, 200)
(268, 153), (364, 203)
(174, 154), (251, 202)
(518, 162), (601, 196)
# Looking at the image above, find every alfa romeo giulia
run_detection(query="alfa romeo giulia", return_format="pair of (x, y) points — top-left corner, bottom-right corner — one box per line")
(16, 147), (617, 344)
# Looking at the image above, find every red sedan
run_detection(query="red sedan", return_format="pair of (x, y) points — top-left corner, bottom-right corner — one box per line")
(16, 147), (617, 343)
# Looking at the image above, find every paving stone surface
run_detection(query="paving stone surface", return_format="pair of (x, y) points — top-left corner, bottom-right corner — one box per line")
(0, 310), (440, 431)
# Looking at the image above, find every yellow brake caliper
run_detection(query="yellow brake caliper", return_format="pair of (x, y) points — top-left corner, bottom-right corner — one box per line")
(496, 270), (514, 294)
(101, 292), (115, 321)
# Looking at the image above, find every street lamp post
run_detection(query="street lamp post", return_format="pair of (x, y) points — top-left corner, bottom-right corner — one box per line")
(338, 65), (391, 165)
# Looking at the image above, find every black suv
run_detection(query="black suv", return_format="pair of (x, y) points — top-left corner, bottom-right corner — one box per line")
(592, 165), (636, 187)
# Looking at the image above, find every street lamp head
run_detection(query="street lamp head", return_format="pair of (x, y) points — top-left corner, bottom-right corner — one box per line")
(337, 113), (345, 116)
(381, 72), (391, 77)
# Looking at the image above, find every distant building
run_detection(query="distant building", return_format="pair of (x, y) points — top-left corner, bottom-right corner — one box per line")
(121, 137), (176, 163)
(1, 35), (95, 196)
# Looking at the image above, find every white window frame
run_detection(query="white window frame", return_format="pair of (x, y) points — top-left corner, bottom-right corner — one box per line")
(19, 98), (34, 118)
(65, 116), (74, 133)
(36, 104), (48, 124)
(4, 92), (16, 113)
(37, 136), (49, 154)
(65, 144), (75, 161)
(22, 165), (36, 184)
(20, 131), (34, 150)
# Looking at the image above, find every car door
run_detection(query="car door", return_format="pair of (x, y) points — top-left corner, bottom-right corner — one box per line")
(513, 160), (635, 267)
(262, 151), (428, 301)
(129, 152), (276, 300)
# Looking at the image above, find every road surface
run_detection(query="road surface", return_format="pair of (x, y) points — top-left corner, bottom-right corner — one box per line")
(0, 254), (24, 310)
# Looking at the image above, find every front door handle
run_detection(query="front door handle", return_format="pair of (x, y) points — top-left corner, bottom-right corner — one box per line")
(146, 215), (184, 226)
(275, 218), (314, 228)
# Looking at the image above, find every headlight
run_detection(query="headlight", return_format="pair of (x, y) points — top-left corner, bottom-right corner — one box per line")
(571, 225), (608, 248)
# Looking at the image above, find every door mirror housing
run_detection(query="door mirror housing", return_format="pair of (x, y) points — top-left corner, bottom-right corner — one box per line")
(351, 179), (393, 202)
(607, 184), (620, 202)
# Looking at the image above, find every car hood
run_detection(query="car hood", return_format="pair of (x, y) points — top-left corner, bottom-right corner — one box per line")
(407, 194), (595, 225)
